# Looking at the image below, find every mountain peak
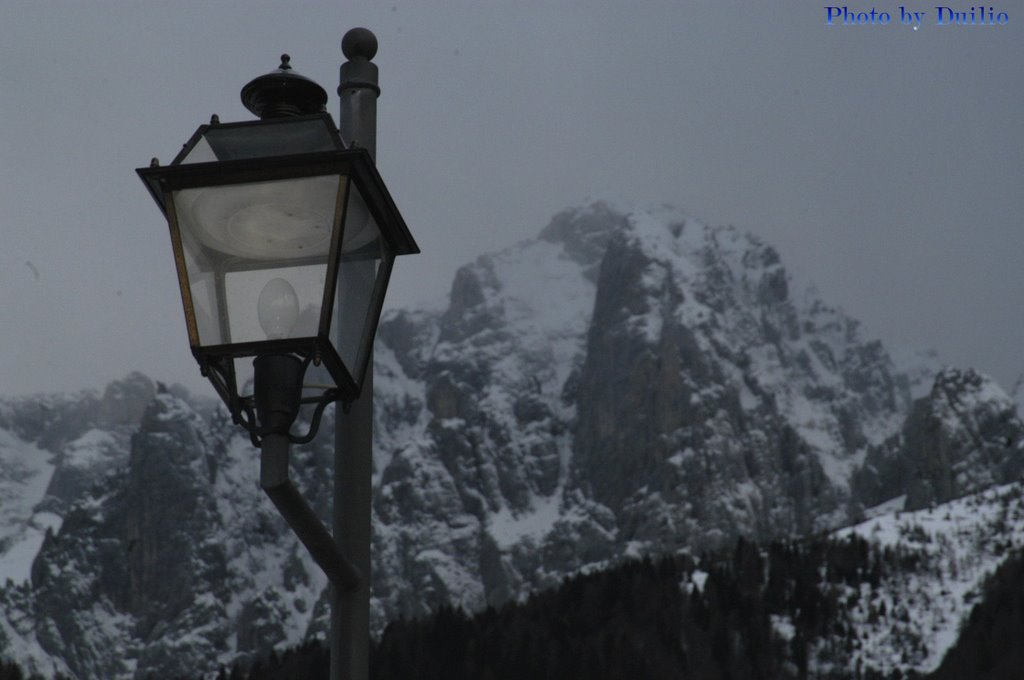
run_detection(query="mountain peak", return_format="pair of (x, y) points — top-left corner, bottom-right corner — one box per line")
(537, 201), (628, 272)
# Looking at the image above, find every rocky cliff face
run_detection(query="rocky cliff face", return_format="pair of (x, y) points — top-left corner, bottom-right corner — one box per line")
(1, 389), (334, 679)
(0, 372), (160, 596)
(0, 203), (1018, 678)
(10, 393), (226, 678)
(854, 367), (1024, 511)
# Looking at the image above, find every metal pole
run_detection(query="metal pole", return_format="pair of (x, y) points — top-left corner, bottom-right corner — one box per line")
(333, 27), (379, 680)
(254, 354), (361, 594)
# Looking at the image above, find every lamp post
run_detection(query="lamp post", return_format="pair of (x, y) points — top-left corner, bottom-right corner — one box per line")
(137, 29), (414, 680)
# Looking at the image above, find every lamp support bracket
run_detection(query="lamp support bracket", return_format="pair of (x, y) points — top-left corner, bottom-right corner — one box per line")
(260, 434), (361, 592)
(253, 354), (359, 592)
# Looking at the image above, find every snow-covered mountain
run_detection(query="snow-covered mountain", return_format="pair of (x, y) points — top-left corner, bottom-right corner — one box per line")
(370, 202), (934, 619)
(0, 203), (1019, 678)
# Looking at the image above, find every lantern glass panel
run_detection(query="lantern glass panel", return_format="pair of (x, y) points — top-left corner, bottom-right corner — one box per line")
(173, 175), (340, 260)
(180, 118), (340, 164)
(171, 173), (344, 346)
(331, 183), (394, 382)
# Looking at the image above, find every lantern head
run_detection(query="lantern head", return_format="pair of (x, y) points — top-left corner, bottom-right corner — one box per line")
(137, 111), (417, 439)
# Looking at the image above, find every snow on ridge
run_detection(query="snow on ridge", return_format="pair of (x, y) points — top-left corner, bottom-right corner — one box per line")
(946, 368), (1014, 411)
(891, 347), (944, 400)
(374, 341), (433, 488)
(0, 612), (73, 679)
(477, 235), (596, 396)
(0, 429), (56, 585)
(826, 482), (1024, 676)
(487, 489), (563, 551)
(625, 207), (705, 282)
(63, 428), (116, 468)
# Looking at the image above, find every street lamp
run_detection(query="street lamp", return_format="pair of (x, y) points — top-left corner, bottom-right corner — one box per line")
(138, 65), (415, 441)
(137, 30), (415, 680)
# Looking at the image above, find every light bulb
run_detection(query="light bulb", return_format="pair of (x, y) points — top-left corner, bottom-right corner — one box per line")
(258, 277), (300, 340)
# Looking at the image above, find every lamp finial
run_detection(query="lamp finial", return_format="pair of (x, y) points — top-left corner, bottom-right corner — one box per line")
(341, 28), (377, 61)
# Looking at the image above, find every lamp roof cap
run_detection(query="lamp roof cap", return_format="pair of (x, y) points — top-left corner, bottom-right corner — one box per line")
(241, 54), (328, 119)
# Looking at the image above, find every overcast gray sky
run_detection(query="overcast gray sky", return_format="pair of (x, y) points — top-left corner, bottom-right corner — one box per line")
(0, 1), (1021, 398)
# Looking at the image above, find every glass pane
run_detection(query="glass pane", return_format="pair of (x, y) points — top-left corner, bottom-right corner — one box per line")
(175, 226), (226, 346)
(171, 174), (342, 347)
(187, 272), (221, 345)
(173, 175), (342, 261)
(331, 185), (393, 385)
(181, 118), (339, 164)
(177, 239), (328, 348)
(181, 136), (216, 164)
(224, 265), (327, 344)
